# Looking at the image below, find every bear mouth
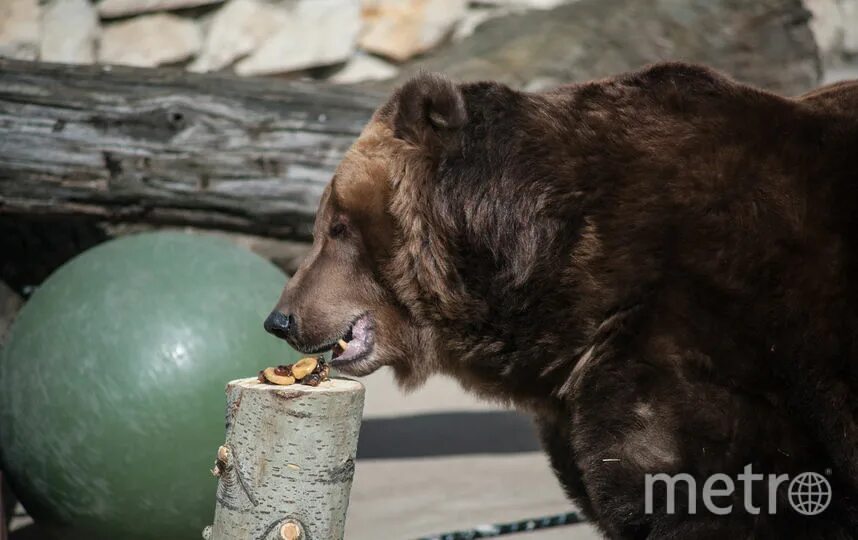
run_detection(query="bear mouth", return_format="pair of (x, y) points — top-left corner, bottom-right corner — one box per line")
(330, 313), (374, 368)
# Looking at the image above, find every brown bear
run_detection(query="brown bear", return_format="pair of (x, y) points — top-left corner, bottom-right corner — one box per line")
(264, 63), (858, 538)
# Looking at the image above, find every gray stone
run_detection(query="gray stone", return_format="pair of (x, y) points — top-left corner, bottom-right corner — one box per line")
(97, 0), (224, 19)
(359, 0), (467, 61)
(235, 0), (360, 76)
(99, 13), (202, 67)
(841, 0), (858, 53)
(805, 0), (844, 57)
(822, 64), (858, 83)
(386, 0), (821, 96)
(0, 0), (40, 61)
(189, 0), (288, 72)
(40, 0), (99, 64)
(331, 53), (398, 83)
(474, 0), (574, 9)
(453, 6), (508, 41)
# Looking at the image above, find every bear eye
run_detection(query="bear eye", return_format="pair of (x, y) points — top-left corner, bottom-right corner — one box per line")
(329, 222), (347, 238)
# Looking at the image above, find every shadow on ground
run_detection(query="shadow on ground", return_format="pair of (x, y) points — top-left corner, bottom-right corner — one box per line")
(357, 410), (541, 459)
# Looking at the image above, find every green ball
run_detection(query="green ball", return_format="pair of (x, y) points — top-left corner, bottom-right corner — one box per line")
(0, 232), (299, 540)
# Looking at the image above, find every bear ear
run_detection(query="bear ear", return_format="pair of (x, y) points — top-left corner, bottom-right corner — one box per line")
(391, 72), (467, 148)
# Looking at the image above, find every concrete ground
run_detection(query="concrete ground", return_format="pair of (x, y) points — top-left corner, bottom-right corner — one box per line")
(9, 369), (601, 539)
(346, 369), (603, 539)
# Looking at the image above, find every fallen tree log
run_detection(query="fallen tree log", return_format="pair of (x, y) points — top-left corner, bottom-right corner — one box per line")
(0, 59), (383, 241)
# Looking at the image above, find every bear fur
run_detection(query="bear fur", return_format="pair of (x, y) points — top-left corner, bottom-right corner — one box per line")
(271, 64), (858, 538)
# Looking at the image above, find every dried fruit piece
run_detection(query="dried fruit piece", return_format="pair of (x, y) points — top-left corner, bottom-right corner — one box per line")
(312, 357), (331, 380)
(317, 362), (330, 381)
(256, 356), (330, 386)
(291, 357), (318, 380)
(263, 366), (295, 386)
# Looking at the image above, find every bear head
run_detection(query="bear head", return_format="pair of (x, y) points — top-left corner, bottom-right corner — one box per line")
(266, 72), (579, 393)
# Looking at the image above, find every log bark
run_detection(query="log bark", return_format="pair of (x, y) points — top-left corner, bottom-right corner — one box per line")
(207, 377), (365, 540)
(0, 59), (382, 241)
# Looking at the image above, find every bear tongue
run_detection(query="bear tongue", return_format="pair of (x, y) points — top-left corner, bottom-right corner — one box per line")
(334, 335), (367, 363)
(333, 315), (373, 363)
(351, 315), (370, 341)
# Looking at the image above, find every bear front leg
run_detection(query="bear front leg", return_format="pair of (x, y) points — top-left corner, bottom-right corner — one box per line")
(563, 344), (847, 539)
(535, 404), (756, 539)
(786, 349), (858, 508)
(567, 391), (767, 540)
(533, 404), (595, 519)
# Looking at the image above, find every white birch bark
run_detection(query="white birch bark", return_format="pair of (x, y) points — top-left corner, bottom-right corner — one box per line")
(206, 377), (365, 540)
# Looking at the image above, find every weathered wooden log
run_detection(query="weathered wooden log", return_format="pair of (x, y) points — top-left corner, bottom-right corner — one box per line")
(0, 59), (382, 241)
(206, 377), (365, 540)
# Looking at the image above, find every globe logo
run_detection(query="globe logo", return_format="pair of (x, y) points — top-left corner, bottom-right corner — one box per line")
(788, 472), (832, 516)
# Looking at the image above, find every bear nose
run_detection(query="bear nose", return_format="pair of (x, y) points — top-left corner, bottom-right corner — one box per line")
(264, 311), (294, 340)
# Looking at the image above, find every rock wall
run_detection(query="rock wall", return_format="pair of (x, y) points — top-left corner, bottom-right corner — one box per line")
(387, 0), (823, 95)
(1, 0), (854, 87)
(805, 0), (858, 81)
(0, 0), (523, 84)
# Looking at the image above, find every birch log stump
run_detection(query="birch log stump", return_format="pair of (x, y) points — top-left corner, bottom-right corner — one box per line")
(207, 377), (365, 540)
